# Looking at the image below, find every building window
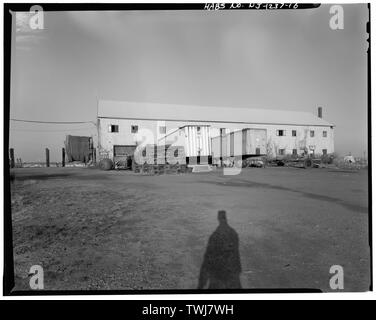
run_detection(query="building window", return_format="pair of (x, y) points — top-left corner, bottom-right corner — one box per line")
(278, 149), (285, 156)
(292, 130), (297, 137)
(109, 125), (119, 133)
(310, 130), (315, 137)
(323, 131), (327, 137)
(277, 130), (284, 136)
(159, 126), (166, 134)
(256, 148), (261, 155)
(322, 149), (328, 155)
(292, 149), (297, 155)
(131, 125), (138, 133)
(197, 126), (201, 135)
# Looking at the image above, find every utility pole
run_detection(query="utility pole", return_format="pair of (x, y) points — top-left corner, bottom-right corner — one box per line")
(9, 148), (15, 168)
(62, 148), (65, 167)
(45, 148), (50, 167)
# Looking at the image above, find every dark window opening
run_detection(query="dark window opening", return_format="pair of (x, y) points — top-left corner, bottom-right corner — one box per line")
(310, 130), (315, 137)
(131, 125), (138, 133)
(277, 130), (284, 136)
(109, 125), (119, 133)
(256, 148), (261, 155)
(292, 149), (297, 155)
(292, 130), (297, 137)
(323, 131), (327, 137)
(322, 149), (328, 155)
(278, 149), (285, 156)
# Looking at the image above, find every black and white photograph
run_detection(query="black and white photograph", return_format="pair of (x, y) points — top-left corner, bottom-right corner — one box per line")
(3, 2), (372, 296)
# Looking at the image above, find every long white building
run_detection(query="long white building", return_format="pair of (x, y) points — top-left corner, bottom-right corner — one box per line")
(97, 100), (334, 164)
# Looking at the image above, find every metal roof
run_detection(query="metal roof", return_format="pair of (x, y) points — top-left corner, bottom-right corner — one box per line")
(98, 100), (333, 127)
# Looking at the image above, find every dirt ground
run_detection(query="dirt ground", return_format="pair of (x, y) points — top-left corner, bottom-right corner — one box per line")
(9, 166), (370, 292)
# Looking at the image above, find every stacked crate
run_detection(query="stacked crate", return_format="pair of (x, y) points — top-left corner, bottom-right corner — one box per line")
(156, 145), (168, 165)
(166, 146), (186, 165)
(132, 144), (188, 175)
(145, 144), (158, 165)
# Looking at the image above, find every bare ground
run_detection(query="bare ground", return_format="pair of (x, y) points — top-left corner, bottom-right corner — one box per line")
(10, 166), (370, 292)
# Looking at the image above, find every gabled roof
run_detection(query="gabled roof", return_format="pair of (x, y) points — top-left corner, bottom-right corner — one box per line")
(98, 100), (333, 127)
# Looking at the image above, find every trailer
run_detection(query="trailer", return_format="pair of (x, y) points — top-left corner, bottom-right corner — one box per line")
(211, 128), (267, 166)
(267, 156), (324, 169)
(159, 125), (212, 165)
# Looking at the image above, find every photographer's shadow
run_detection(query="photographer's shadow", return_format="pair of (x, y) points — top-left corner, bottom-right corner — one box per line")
(198, 210), (242, 289)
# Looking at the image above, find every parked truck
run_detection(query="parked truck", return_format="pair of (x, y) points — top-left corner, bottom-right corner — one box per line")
(211, 128), (267, 167)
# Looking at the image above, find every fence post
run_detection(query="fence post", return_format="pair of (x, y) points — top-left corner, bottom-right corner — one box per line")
(62, 148), (65, 167)
(9, 148), (15, 168)
(45, 148), (50, 167)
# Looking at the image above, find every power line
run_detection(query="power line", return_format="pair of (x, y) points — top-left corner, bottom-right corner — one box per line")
(10, 128), (96, 132)
(10, 118), (96, 125)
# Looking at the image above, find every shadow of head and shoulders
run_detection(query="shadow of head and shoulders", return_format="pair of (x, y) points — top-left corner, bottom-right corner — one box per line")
(198, 210), (242, 290)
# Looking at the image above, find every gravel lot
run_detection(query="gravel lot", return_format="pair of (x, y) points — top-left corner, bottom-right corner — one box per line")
(10, 166), (370, 292)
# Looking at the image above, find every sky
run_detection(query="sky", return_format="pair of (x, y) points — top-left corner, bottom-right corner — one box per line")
(10, 4), (369, 162)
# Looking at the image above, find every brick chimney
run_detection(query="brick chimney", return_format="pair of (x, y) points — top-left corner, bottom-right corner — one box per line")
(318, 107), (323, 118)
